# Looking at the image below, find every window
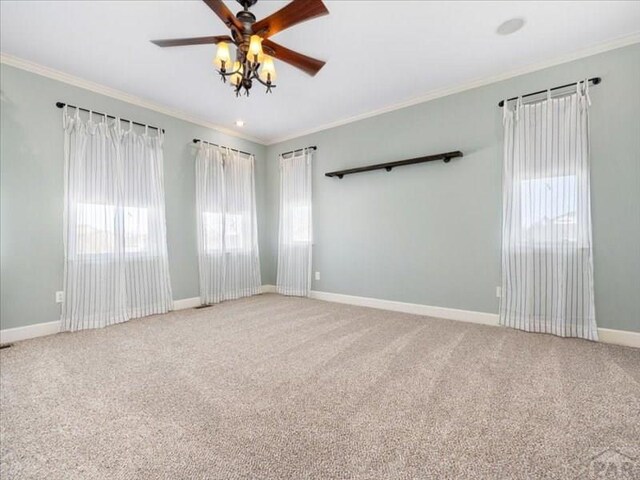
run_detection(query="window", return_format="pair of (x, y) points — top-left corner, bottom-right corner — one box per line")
(518, 175), (580, 245)
(76, 203), (117, 255)
(288, 204), (311, 243)
(202, 212), (246, 252)
(123, 206), (149, 253)
(202, 212), (223, 252)
(76, 203), (149, 255)
(224, 214), (245, 251)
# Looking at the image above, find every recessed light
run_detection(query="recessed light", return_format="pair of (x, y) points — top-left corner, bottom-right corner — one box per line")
(235, 120), (245, 127)
(497, 18), (525, 36)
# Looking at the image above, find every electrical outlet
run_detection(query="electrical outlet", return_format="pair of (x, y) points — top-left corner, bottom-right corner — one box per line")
(55, 291), (64, 303)
(315, 271), (320, 281)
(496, 287), (502, 298)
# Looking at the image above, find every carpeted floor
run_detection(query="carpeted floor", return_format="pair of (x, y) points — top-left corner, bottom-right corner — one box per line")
(1, 294), (639, 479)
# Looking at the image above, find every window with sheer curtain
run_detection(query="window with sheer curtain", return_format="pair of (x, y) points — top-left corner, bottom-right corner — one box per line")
(61, 109), (173, 331)
(276, 149), (313, 297)
(195, 144), (261, 305)
(500, 82), (597, 340)
(75, 204), (150, 255)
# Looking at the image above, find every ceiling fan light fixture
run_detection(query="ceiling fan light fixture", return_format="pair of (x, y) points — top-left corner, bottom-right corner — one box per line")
(247, 35), (263, 63)
(214, 41), (231, 70)
(229, 61), (243, 86)
(259, 55), (277, 83)
(151, 0), (328, 97)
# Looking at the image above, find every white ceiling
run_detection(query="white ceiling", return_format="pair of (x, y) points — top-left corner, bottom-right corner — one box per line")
(1, 1), (639, 144)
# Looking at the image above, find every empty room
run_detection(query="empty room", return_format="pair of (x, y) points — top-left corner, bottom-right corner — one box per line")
(1, 1), (639, 478)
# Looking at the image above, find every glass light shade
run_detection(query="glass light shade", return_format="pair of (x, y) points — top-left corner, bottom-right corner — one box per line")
(214, 42), (231, 70)
(259, 55), (277, 83)
(247, 35), (263, 63)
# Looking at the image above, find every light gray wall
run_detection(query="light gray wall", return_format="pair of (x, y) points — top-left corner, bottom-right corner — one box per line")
(0, 63), (268, 330)
(265, 44), (640, 332)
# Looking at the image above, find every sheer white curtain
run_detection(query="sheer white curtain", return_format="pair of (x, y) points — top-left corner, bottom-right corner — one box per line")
(62, 109), (173, 331)
(196, 144), (261, 304)
(276, 149), (313, 296)
(195, 145), (225, 304)
(500, 81), (597, 340)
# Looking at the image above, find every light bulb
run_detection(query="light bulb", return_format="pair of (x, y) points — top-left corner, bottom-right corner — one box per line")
(247, 35), (263, 64)
(259, 55), (277, 83)
(214, 41), (231, 70)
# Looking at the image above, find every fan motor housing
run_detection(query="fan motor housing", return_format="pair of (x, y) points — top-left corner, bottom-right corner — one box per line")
(236, 10), (256, 24)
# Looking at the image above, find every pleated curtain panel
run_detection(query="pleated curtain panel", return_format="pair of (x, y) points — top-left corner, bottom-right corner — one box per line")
(500, 81), (598, 340)
(195, 144), (261, 304)
(276, 149), (313, 296)
(61, 108), (173, 331)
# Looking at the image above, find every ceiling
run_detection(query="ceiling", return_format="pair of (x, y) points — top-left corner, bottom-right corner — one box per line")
(1, 1), (639, 144)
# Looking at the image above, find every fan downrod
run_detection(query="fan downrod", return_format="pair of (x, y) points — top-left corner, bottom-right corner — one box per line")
(236, 0), (258, 10)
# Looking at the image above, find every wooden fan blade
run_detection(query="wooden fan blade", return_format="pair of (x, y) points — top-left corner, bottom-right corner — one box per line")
(202, 0), (243, 33)
(252, 0), (328, 38)
(151, 35), (233, 47)
(263, 39), (325, 76)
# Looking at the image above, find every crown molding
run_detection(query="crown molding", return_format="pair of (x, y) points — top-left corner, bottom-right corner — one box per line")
(0, 52), (267, 145)
(266, 32), (640, 145)
(3, 31), (639, 146)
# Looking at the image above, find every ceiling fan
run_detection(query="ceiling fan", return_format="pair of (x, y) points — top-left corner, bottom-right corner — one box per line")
(151, 0), (329, 96)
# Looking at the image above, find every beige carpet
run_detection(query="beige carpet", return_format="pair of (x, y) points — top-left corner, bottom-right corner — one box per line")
(1, 294), (639, 479)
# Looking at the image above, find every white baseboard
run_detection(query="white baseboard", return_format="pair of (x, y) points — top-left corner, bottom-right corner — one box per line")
(172, 286), (276, 308)
(3, 289), (638, 348)
(1, 295), (204, 344)
(1, 287), (276, 344)
(310, 290), (499, 326)
(172, 297), (201, 310)
(597, 328), (640, 349)
(0, 321), (62, 345)
(308, 289), (640, 349)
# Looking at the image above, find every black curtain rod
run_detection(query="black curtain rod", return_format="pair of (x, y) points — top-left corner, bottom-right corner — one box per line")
(498, 77), (601, 107)
(281, 146), (317, 157)
(55, 102), (165, 132)
(192, 138), (252, 157)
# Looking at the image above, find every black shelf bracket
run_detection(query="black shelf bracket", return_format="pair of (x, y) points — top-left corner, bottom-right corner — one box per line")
(325, 151), (463, 179)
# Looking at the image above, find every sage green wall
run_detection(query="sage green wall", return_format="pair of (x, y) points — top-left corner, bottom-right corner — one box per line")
(0, 63), (268, 330)
(265, 44), (640, 332)
(2, 44), (639, 333)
